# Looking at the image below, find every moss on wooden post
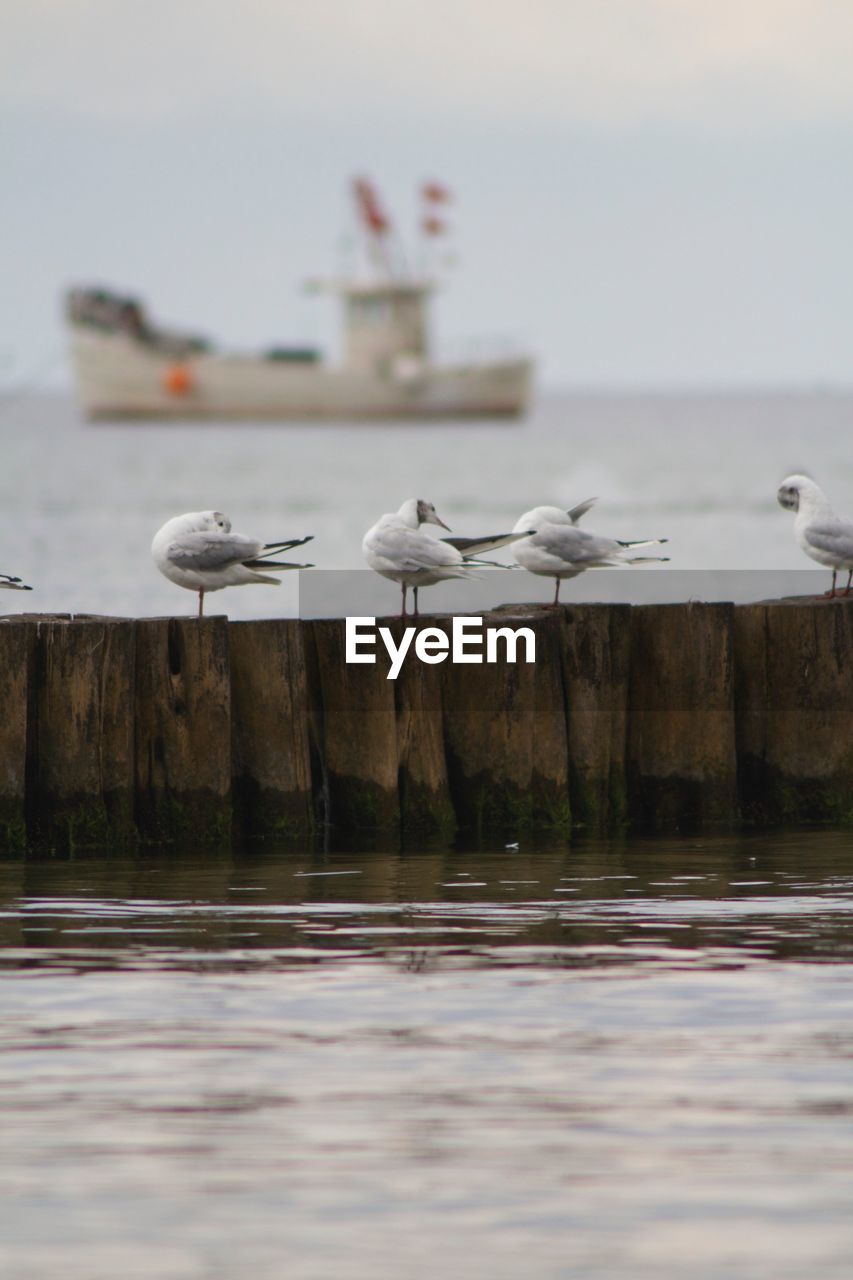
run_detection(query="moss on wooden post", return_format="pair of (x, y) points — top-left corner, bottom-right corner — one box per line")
(134, 617), (231, 843)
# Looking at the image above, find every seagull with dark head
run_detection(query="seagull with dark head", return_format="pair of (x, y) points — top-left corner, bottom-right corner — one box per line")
(362, 497), (530, 617)
(777, 474), (853, 597)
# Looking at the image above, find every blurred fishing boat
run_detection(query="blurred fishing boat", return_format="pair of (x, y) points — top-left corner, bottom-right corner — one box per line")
(66, 178), (533, 421)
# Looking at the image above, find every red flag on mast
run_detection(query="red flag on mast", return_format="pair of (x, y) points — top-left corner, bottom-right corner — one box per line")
(421, 215), (447, 236)
(421, 181), (452, 204)
(352, 177), (390, 234)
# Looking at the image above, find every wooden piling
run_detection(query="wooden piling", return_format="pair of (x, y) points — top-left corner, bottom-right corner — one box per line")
(27, 618), (135, 853)
(735, 600), (853, 823)
(0, 621), (33, 852)
(393, 622), (456, 839)
(442, 610), (570, 833)
(307, 618), (400, 832)
(229, 619), (313, 838)
(627, 603), (738, 830)
(1, 599), (852, 855)
(560, 604), (631, 832)
(134, 617), (231, 842)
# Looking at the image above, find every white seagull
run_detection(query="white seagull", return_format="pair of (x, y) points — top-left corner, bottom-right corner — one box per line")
(777, 474), (853, 597)
(1, 573), (32, 593)
(362, 497), (530, 617)
(512, 498), (669, 605)
(152, 511), (313, 617)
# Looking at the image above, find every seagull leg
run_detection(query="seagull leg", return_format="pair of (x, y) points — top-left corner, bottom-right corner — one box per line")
(553, 577), (561, 607)
(401, 583), (408, 618)
(846, 570), (853, 597)
(826, 570), (837, 599)
(198, 589), (205, 619)
(413, 586), (419, 618)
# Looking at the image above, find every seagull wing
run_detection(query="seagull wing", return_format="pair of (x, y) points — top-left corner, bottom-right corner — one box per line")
(166, 531), (263, 571)
(804, 519), (853, 563)
(369, 526), (466, 573)
(533, 525), (621, 568)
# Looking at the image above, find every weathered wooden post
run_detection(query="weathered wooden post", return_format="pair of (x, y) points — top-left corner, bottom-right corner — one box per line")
(441, 609), (570, 833)
(735, 600), (853, 822)
(4, 598), (853, 853)
(560, 604), (631, 832)
(628, 603), (738, 829)
(307, 619), (400, 832)
(0, 620), (33, 852)
(134, 617), (231, 842)
(27, 618), (135, 853)
(229, 619), (313, 838)
(393, 620), (456, 839)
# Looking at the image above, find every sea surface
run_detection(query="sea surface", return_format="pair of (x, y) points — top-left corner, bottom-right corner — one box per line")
(3, 391), (853, 1277)
(2, 389), (852, 617)
(3, 832), (853, 1279)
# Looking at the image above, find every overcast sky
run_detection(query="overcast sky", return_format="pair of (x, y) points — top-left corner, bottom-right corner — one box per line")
(4, 0), (853, 387)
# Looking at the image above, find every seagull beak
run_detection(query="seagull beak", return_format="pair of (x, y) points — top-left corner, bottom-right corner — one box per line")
(431, 513), (451, 531)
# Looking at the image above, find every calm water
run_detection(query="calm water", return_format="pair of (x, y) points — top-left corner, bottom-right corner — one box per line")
(3, 390), (853, 1275)
(3, 831), (853, 1278)
(3, 389), (853, 617)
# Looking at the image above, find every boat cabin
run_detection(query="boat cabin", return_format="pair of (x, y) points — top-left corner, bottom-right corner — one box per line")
(339, 281), (432, 374)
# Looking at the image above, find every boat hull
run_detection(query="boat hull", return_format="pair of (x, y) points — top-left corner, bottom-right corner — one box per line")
(70, 331), (533, 421)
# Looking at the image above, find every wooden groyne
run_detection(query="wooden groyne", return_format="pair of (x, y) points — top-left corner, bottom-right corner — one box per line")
(1, 600), (852, 853)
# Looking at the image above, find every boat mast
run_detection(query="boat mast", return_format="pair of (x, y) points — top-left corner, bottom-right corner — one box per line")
(352, 176), (405, 282)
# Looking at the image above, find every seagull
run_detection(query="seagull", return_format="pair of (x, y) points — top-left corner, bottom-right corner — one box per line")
(362, 498), (530, 617)
(0, 573), (32, 592)
(152, 511), (313, 617)
(512, 498), (669, 605)
(777, 474), (853, 597)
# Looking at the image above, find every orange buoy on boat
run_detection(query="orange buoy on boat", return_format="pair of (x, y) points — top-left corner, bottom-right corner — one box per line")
(163, 363), (194, 396)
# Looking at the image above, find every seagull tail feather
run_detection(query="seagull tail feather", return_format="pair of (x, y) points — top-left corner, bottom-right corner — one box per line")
(259, 536), (314, 558)
(567, 497), (598, 524)
(244, 559), (314, 572)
